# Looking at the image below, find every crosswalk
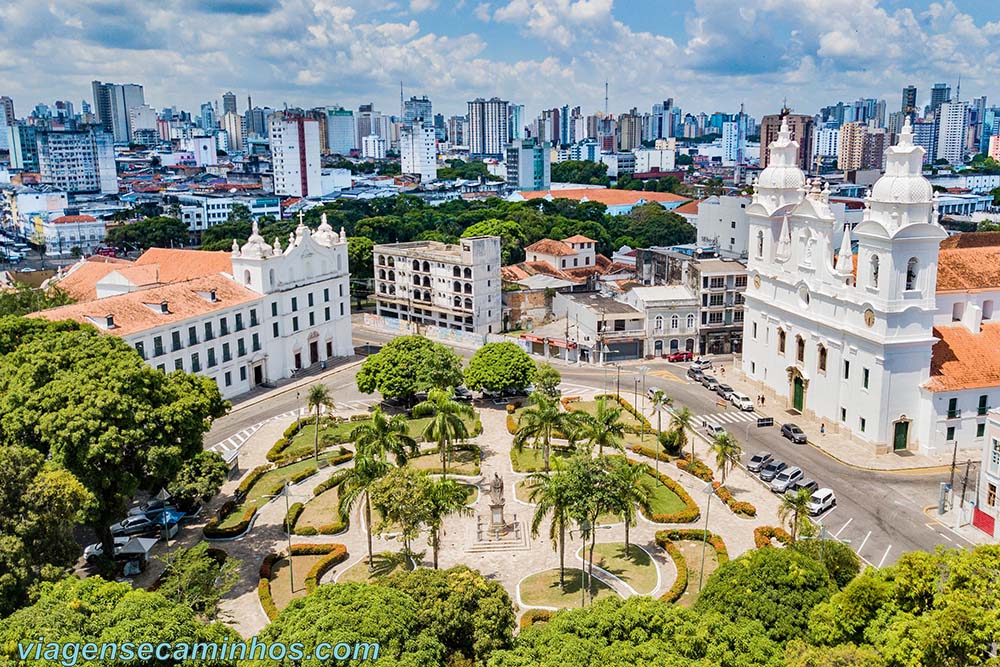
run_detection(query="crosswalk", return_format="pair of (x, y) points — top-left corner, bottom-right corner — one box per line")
(700, 409), (759, 428)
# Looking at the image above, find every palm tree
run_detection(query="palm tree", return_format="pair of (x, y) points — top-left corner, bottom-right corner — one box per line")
(424, 478), (473, 569)
(338, 452), (390, 569)
(577, 397), (626, 457)
(350, 406), (418, 466)
(670, 406), (695, 461)
(778, 488), (813, 541)
(608, 459), (651, 554)
(413, 388), (474, 479)
(514, 393), (581, 472)
(650, 389), (672, 471)
(710, 432), (742, 484)
(306, 384), (334, 466)
(527, 470), (574, 587)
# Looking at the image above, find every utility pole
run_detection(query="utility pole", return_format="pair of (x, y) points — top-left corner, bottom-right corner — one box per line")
(960, 460), (972, 509)
(604, 81), (608, 116)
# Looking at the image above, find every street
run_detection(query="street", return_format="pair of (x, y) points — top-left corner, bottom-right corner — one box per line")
(204, 325), (971, 567)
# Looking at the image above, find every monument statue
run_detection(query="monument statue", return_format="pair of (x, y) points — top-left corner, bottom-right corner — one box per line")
(489, 472), (505, 504)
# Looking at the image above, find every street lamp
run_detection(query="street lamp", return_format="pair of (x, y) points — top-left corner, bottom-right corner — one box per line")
(638, 365), (649, 443)
(568, 519), (592, 608)
(698, 481), (715, 594)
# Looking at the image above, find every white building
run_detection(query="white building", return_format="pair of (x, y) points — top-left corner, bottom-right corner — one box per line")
(468, 97), (509, 158)
(621, 285), (700, 356)
(36, 129), (118, 194)
(361, 134), (386, 160)
(936, 101), (969, 166)
(35, 216), (352, 399)
(181, 137), (217, 166)
(525, 235), (596, 271)
(127, 105), (158, 141)
(177, 194), (282, 234)
(635, 138), (677, 173)
(506, 139), (551, 190)
(400, 124), (437, 183)
(270, 116), (322, 197)
(812, 127), (840, 157)
(742, 118), (1000, 456)
(373, 236), (502, 335)
(40, 214), (106, 254)
(222, 111), (245, 151)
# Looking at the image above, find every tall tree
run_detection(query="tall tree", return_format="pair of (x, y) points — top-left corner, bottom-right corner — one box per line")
(154, 543), (239, 621)
(368, 466), (431, 557)
(650, 389), (672, 469)
(305, 383), (334, 466)
(606, 458), (650, 553)
(105, 215), (188, 251)
(356, 335), (464, 404)
(528, 469), (574, 587)
(533, 363), (562, 399)
(513, 393), (582, 472)
(564, 457), (618, 605)
(576, 397), (626, 457)
(669, 406), (695, 461)
(350, 406), (418, 466)
(338, 451), (390, 569)
(710, 431), (742, 484)
(423, 478), (472, 569)
(167, 451), (228, 512)
(779, 488), (815, 541)
(0, 283), (75, 317)
(412, 388), (474, 480)
(464, 342), (536, 395)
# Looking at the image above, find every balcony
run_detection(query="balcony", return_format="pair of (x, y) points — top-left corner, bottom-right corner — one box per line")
(978, 406), (990, 416)
(946, 409), (961, 419)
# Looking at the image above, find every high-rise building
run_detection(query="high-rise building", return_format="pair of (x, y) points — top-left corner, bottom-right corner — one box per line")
(400, 124), (437, 182)
(326, 108), (356, 155)
(508, 104), (524, 141)
(901, 85), (917, 115)
(36, 129), (117, 193)
(506, 138), (551, 190)
(199, 102), (217, 131)
(981, 107), (999, 155)
(930, 83), (951, 114)
(467, 97), (509, 158)
(838, 123), (886, 171)
(433, 113), (446, 141)
(651, 99), (674, 139)
(447, 116), (467, 147)
(935, 100), (969, 165)
(128, 105), (158, 143)
(811, 126), (840, 158)
(222, 111), (244, 151)
(759, 109), (814, 171)
(0, 96), (14, 125)
(8, 125), (39, 171)
(721, 121), (743, 164)
(402, 96), (432, 126)
(269, 115), (322, 197)
(107, 83), (145, 143)
(988, 135), (1000, 161)
(361, 134), (386, 159)
(91, 81), (113, 135)
(356, 103), (382, 149)
(246, 106), (273, 138)
(222, 91), (237, 116)
(617, 108), (643, 151)
(912, 119), (936, 163)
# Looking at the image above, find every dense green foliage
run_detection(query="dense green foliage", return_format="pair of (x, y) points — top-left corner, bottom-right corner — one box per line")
(155, 543), (239, 620)
(168, 451), (229, 511)
(437, 158), (504, 181)
(356, 335), (463, 401)
(0, 282), (75, 316)
(789, 539), (862, 590)
(533, 363), (562, 398)
(551, 160), (611, 186)
(464, 342), (537, 393)
(105, 215), (188, 250)
(968, 153), (1000, 174)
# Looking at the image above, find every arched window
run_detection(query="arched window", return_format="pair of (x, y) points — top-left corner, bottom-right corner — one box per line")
(453, 266), (461, 277)
(905, 257), (918, 291)
(454, 296), (461, 307)
(778, 328), (786, 354)
(464, 283), (472, 294)
(686, 314), (695, 329)
(377, 255), (384, 266)
(818, 344), (827, 372)
(670, 315), (679, 330)
(422, 276), (430, 287)
(422, 261), (430, 272)
(412, 259), (420, 270)
(269, 268), (275, 287)
(464, 267), (472, 279)
(387, 256), (394, 267)
(379, 269), (386, 280)
(464, 298), (473, 309)
(453, 280), (461, 292)
(387, 270), (395, 281)
(756, 230), (765, 258)
(870, 254), (880, 288)
(654, 315), (663, 331)
(796, 335), (805, 363)
(379, 284), (386, 293)
(243, 269), (251, 285)
(413, 275), (421, 285)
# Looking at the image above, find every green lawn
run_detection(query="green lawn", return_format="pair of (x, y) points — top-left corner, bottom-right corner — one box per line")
(459, 483), (478, 505)
(578, 543), (657, 595)
(639, 472), (688, 517)
(569, 399), (647, 430)
(268, 554), (326, 611)
(510, 446), (575, 472)
(296, 487), (341, 531)
(515, 479), (538, 503)
(219, 452), (347, 529)
(337, 552), (414, 583)
(674, 539), (720, 607)
(519, 568), (619, 609)
(407, 449), (480, 476)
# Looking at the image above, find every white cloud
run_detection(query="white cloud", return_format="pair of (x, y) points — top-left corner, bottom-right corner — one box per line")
(474, 2), (491, 21)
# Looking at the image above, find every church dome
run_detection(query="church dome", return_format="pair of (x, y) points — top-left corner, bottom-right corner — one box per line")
(239, 221), (272, 259)
(757, 163), (806, 191)
(869, 173), (933, 205)
(861, 118), (939, 234)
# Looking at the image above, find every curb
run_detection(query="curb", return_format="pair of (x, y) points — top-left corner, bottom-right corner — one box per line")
(227, 359), (366, 415)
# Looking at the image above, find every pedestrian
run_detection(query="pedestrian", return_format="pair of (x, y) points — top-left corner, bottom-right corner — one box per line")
(761, 395), (765, 407)
(820, 422), (825, 436)
(720, 367), (725, 376)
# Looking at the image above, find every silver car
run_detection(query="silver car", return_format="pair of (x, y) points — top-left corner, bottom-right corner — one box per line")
(770, 466), (803, 493)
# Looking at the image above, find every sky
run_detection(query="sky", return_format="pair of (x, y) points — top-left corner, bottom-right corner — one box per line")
(1, 0), (998, 122)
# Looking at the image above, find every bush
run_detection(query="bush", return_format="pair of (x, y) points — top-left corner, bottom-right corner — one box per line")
(204, 504), (258, 539)
(506, 404), (516, 414)
(712, 482), (758, 518)
(657, 538), (688, 603)
(506, 414), (518, 434)
(237, 465), (273, 498)
(296, 526), (319, 536)
(628, 443), (671, 463)
(470, 416), (484, 437)
(286, 502), (304, 530)
(258, 553), (280, 620)
(349, 413), (370, 422)
(596, 393), (652, 433)
(676, 455), (713, 482)
(267, 437), (290, 462)
(628, 459), (700, 523)
(661, 529), (729, 564)
(519, 609), (554, 630)
(290, 543), (349, 591)
(754, 526), (793, 549)
(313, 468), (351, 496)
(283, 419), (304, 439)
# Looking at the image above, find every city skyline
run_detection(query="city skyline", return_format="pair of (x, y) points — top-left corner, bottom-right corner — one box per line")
(1, 0), (997, 120)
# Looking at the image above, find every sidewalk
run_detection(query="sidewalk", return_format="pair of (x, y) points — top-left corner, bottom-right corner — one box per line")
(720, 358), (951, 472)
(227, 357), (365, 414)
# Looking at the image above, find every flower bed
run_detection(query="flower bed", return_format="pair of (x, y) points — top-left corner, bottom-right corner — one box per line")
(675, 455), (713, 482)
(588, 394), (652, 434)
(628, 459), (699, 523)
(628, 443), (673, 464)
(712, 481), (757, 518)
(257, 544), (348, 620)
(258, 554), (280, 620)
(754, 525), (793, 548)
(655, 529), (728, 604)
(519, 609), (555, 630)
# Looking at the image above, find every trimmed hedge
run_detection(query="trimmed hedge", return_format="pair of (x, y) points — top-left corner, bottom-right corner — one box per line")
(660, 529), (729, 564)
(237, 465), (273, 498)
(754, 525), (793, 548)
(628, 443), (672, 464)
(285, 502), (304, 531)
(292, 469), (352, 536)
(655, 529), (729, 603)
(291, 543), (350, 591)
(595, 393), (652, 434)
(506, 414), (518, 434)
(628, 459), (700, 523)
(712, 481), (757, 518)
(258, 553), (280, 620)
(204, 504), (258, 539)
(676, 455), (713, 482)
(519, 609), (554, 630)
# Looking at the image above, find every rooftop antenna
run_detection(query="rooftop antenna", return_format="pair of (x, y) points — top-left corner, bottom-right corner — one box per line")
(400, 81), (404, 119)
(955, 75), (961, 103)
(604, 81), (608, 116)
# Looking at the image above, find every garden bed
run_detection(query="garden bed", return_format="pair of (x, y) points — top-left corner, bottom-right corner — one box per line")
(577, 543), (657, 595)
(336, 551), (414, 583)
(510, 446), (574, 472)
(628, 460), (700, 523)
(518, 568), (619, 609)
(258, 544), (349, 619)
(655, 529), (728, 607)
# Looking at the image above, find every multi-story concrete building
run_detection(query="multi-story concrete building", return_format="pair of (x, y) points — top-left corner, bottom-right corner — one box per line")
(936, 101), (969, 166)
(361, 134), (386, 159)
(7, 125), (39, 171)
(760, 109), (814, 170)
(400, 124), (437, 183)
(373, 236), (502, 335)
(620, 285), (700, 356)
(0, 96), (14, 125)
(552, 291), (645, 362)
(634, 139), (676, 173)
(35, 217), (352, 399)
(37, 129), (117, 194)
(222, 111), (245, 151)
(222, 91), (238, 116)
(403, 96), (432, 127)
(467, 97), (509, 159)
(39, 214), (106, 254)
(326, 108), (356, 155)
(176, 193), (281, 237)
(269, 115), (322, 197)
(838, 122), (886, 171)
(505, 138), (550, 190)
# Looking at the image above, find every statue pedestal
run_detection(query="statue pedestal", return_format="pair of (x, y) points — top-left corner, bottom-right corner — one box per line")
(489, 503), (510, 537)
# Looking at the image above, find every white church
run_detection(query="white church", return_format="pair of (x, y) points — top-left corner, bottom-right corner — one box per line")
(741, 118), (1000, 456)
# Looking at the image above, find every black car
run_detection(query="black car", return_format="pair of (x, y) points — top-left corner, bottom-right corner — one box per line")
(109, 515), (159, 537)
(747, 451), (772, 473)
(687, 367), (704, 382)
(452, 387), (473, 402)
(759, 459), (788, 482)
(781, 423), (808, 444)
(128, 499), (172, 519)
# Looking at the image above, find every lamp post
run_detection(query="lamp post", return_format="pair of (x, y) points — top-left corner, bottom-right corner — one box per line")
(638, 365), (649, 443)
(264, 482), (295, 595)
(616, 365), (621, 399)
(568, 519), (592, 608)
(698, 481), (715, 593)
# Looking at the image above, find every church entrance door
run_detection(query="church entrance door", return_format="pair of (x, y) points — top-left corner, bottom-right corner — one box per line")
(893, 421), (909, 451)
(792, 377), (804, 412)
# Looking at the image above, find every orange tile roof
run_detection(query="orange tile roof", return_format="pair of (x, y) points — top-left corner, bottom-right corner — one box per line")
(51, 214), (98, 224)
(53, 258), (136, 302)
(563, 234), (596, 244)
(115, 264), (162, 286)
(936, 246), (1000, 292)
(673, 199), (702, 215)
(940, 231), (1000, 249)
(134, 248), (234, 283)
(519, 188), (689, 206)
(29, 275), (260, 337)
(926, 323), (1000, 392)
(525, 239), (576, 256)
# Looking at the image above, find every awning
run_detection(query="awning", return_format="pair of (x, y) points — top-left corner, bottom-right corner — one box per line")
(119, 536), (158, 556)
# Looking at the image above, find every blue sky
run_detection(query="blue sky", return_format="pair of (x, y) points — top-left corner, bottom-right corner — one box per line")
(1, 1), (997, 121)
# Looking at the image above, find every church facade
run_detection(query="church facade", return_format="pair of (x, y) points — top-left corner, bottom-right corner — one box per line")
(741, 119), (1000, 457)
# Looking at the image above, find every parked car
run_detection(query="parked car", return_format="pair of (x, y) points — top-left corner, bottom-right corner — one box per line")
(109, 515), (159, 537)
(770, 466), (804, 493)
(692, 358), (713, 371)
(759, 459), (788, 482)
(730, 392), (755, 411)
(452, 386), (473, 402)
(808, 488), (837, 515)
(667, 350), (693, 362)
(646, 386), (662, 400)
(83, 537), (129, 563)
(747, 451), (773, 473)
(788, 478), (819, 496)
(704, 421), (727, 438)
(781, 423), (808, 444)
(715, 384), (734, 400)
(700, 374), (719, 391)
(686, 368), (704, 382)
(128, 499), (173, 519)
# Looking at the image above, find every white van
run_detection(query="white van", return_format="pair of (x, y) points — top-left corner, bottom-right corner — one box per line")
(730, 392), (754, 411)
(808, 488), (837, 515)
